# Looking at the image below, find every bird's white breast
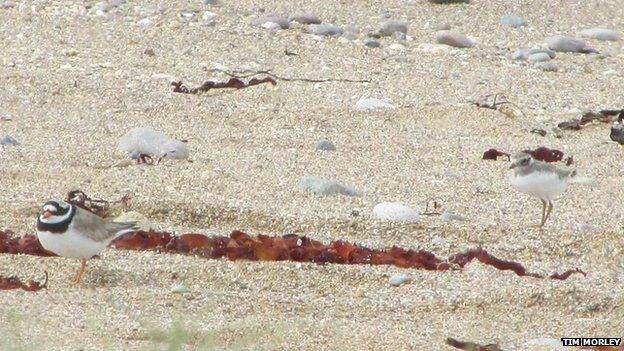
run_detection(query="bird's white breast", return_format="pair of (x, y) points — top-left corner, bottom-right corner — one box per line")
(508, 171), (569, 201)
(37, 227), (108, 259)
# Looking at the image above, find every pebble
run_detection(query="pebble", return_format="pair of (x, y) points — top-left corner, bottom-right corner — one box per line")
(440, 211), (465, 221)
(510, 48), (556, 61)
(364, 39), (381, 48)
(290, 12), (321, 24)
(178, 10), (196, 22)
(201, 11), (217, 25)
(500, 14), (526, 28)
(315, 138), (336, 151)
(296, 177), (359, 196)
(431, 236), (446, 246)
(534, 61), (558, 72)
(355, 97), (394, 110)
(0, 1), (16, 9)
(261, 22), (282, 30)
(118, 127), (189, 159)
(527, 52), (551, 63)
(137, 18), (152, 28)
(546, 35), (595, 53)
(170, 284), (188, 294)
(378, 20), (408, 36)
(387, 43), (405, 51)
(436, 30), (475, 48)
(388, 274), (411, 287)
(309, 24), (343, 36)
(394, 32), (407, 41)
(579, 28), (621, 41)
(251, 16), (289, 29)
(373, 202), (419, 222)
(0, 134), (19, 146)
(203, 0), (219, 4)
(434, 23), (451, 30)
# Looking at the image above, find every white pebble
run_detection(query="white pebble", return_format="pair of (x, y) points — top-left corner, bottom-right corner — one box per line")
(373, 202), (419, 222)
(388, 274), (411, 286)
(355, 97), (395, 110)
(297, 177), (359, 196)
(118, 127), (189, 160)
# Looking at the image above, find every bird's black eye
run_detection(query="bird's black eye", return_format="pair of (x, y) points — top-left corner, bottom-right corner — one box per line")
(521, 158), (529, 165)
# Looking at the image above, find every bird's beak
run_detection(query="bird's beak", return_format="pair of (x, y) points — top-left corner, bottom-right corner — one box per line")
(509, 164), (516, 169)
(42, 211), (53, 219)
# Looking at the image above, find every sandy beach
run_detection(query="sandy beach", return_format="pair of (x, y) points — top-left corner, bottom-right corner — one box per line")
(0, 0), (623, 350)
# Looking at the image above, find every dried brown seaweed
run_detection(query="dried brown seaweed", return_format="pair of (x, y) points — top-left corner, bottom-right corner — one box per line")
(482, 149), (509, 160)
(65, 190), (130, 217)
(0, 231), (55, 256)
(446, 337), (502, 351)
(0, 271), (48, 292)
(522, 146), (564, 163)
(0, 230), (586, 281)
(558, 110), (621, 131)
(483, 147), (568, 164)
(172, 76), (277, 94)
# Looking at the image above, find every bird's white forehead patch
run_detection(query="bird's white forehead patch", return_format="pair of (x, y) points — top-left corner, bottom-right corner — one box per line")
(43, 204), (57, 212)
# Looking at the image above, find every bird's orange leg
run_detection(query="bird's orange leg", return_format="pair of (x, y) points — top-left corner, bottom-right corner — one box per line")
(72, 259), (87, 284)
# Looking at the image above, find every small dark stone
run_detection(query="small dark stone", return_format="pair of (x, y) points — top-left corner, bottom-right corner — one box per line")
(530, 129), (547, 136)
(610, 124), (624, 145)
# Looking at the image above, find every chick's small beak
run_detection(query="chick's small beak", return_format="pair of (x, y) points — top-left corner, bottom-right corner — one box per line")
(42, 211), (53, 219)
(509, 163), (516, 169)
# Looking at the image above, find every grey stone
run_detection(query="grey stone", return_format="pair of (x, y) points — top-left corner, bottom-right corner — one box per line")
(511, 48), (556, 61)
(379, 20), (408, 36)
(289, 12), (321, 24)
(394, 31), (406, 40)
(389, 274), (411, 286)
(527, 52), (551, 63)
(0, 134), (19, 146)
(440, 211), (465, 221)
(579, 28), (621, 41)
(251, 16), (290, 29)
(297, 177), (358, 196)
(546, 35), (596, 53)
(364, 39), (381, 48)
(500, 14), (526, 28)
(436, 30), (475, 48)
(315, 138), (336, 151)
(309, 24), (343, 36)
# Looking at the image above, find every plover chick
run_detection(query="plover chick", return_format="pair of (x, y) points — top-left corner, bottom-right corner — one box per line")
(36, 200), (138, 284)
(508, 152), (589, 227)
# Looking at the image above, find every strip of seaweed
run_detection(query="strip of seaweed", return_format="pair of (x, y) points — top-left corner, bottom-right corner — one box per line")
(446, 338), (502, 351)
(483, 146), (572, 164)
(111, 231), (586, 280)
(0, 229), (586, 280)
(558, 110), (622, 131)
(0, 271), (48, 292)
(172, 76), (277, 94)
